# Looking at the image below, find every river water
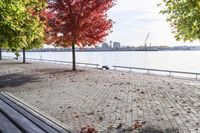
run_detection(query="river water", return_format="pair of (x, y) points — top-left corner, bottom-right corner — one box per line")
(3, 51), (200, 74)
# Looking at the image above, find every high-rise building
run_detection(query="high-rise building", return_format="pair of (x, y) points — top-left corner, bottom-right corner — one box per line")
(113, 42), (121, 49)
(109, 40), (113, 48)
(102, 42), (109, 49)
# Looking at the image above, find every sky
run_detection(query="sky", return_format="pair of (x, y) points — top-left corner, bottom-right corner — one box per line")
(106, 0), (199, 47)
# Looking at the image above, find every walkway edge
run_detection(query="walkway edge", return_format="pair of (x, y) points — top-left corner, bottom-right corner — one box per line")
(1, 91), (78, 133)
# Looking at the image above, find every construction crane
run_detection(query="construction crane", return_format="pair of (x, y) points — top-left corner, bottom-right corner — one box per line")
(144, 33), (150, 49)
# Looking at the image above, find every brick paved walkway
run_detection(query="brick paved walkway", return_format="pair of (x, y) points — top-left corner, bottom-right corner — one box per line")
(1, 60), (200, 132)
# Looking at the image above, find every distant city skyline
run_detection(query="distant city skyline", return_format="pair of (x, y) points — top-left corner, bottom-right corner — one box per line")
(106, 0), (199, 47)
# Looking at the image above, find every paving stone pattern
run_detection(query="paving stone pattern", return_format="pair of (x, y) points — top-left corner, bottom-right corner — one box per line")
(0, 60), (200, 132)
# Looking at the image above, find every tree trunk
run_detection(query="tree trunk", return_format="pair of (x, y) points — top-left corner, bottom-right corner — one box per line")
(72, 43), (76, 70)
(0, 48), (2, 60)
(23, 48), (26, 63)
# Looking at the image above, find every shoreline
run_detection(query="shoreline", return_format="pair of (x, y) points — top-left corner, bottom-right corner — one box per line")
(1, 59), (200, 132)
(2, 56), (200, 81)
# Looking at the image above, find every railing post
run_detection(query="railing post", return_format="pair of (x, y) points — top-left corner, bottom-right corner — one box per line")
(0, 48), (2, 60)
(169, 72), (171, 77)
(23, 48), (26, 63)
(196, 74), (198, 80)
(148, 70), (149, 75)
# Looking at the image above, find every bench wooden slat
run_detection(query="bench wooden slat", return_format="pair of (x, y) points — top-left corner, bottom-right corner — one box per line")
(0, 112), (22, 133)
(0, 95), (61, 133)
(0, 93), (74, 133)
(0, 99), (46, 133)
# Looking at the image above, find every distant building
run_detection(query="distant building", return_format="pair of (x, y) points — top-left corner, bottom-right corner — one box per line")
(113, 42), (121, 49)
(102, 42), (109, 49)
(173, 46), (190, 50)
(186, 46), (200, 50)
(95, 45), (100, 49)
(109, 41), (113, 48)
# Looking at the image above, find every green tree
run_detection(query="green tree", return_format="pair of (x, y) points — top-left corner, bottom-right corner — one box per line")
(160, 0), (200, 41)
(0, 0), (46, 62)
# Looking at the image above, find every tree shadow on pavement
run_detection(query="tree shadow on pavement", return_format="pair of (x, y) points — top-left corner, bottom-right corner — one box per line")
(0, 73), (41, 89)
(0, 61), (32, 66)
(35, 68), (86, 75)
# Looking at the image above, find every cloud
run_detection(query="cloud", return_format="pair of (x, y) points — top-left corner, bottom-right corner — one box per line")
(106, 0), (198, 46)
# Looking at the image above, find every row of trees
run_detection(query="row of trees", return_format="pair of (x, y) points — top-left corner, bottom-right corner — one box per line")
(0, 0), (116, 70)
(1, 0), (199, 70)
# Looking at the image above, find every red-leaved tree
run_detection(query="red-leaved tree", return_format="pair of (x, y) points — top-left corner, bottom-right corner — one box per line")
(46, 0), (116, 70)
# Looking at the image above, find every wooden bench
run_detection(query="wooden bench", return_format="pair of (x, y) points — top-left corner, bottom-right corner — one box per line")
(0, 92), (78, 133)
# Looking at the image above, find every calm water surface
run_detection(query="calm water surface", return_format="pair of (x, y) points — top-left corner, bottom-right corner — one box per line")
(3, 51), (200, 73)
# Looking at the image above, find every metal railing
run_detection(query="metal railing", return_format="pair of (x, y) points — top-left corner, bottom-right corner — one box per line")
(113, 65), (200, 80)
(2, 56), (14, 59)
(3, 56), (200, 79)
(2, 56), (100, 68)
(26, 58), (100, 68)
